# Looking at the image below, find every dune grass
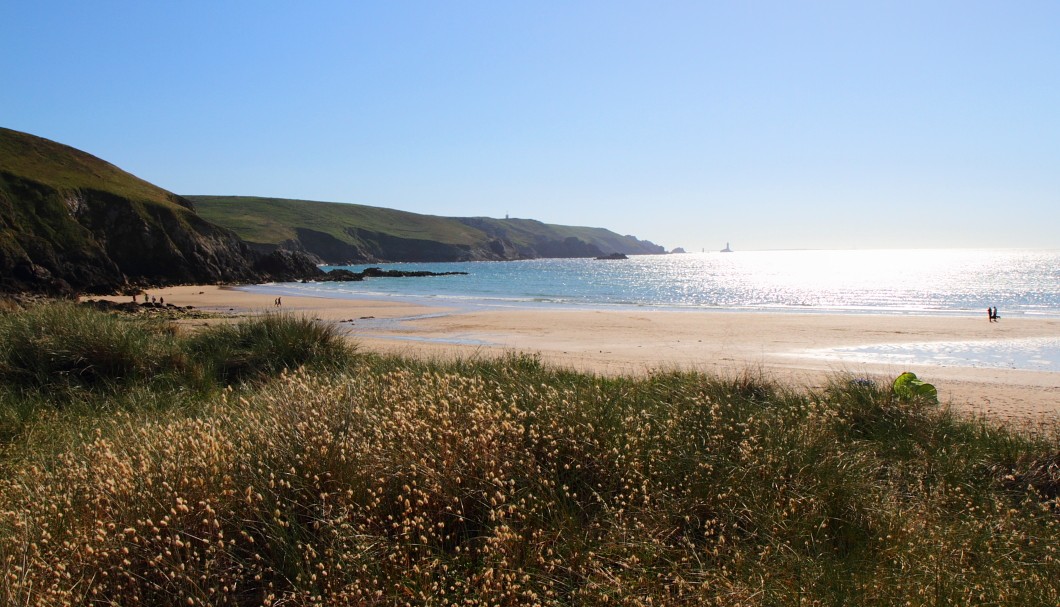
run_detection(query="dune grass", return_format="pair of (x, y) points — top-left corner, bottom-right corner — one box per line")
(0, 306), (1058, 605)
(0, 303), (352, 443)
(0, 302), (185, 391)
(184, 313), (354, 385)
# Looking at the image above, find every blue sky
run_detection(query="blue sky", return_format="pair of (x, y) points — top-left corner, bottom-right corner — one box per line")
(3, 1), (1058, 251)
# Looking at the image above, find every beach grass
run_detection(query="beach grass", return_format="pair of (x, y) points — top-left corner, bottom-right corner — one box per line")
(185, 312), (355, 384)
(1, 304), (1058, 605)
(0, 304), (352, 443)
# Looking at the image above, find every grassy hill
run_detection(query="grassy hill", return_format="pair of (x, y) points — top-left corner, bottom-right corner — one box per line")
(0, 128), (310, 294)
(191, 195), (666, 263)
(0, 128), (192, 212)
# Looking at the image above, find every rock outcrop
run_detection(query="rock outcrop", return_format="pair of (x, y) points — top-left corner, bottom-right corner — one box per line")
(316, 267), (468, 282)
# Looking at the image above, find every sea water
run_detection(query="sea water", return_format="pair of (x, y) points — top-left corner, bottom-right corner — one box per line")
(260, 249), (1060, 316)
(245, 249), (1060, 371)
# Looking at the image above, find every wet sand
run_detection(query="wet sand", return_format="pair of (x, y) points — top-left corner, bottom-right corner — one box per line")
(100, 285), (1060, 426)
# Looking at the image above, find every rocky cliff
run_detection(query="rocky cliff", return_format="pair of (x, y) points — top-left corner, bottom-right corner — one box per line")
(0, 128), (318, 294)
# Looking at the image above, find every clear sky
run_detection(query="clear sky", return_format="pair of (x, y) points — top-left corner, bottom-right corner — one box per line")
(3, 1), (1059, 251)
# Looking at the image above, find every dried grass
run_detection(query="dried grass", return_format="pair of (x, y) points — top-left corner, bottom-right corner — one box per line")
(2, 354), (1058, 605)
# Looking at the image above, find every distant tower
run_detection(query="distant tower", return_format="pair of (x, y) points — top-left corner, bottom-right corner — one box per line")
(505, 212), (509, 220)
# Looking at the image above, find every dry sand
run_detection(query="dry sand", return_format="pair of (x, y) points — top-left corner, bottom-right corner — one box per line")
(101, 285), (1060, 426)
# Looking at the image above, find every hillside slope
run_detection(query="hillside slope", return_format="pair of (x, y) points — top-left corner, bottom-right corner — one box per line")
(190, 196), (665, 264)
(0, 128), (314, 294)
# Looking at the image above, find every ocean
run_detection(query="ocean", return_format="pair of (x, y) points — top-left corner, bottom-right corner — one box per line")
(244, 249), (1060, 373)
(254, 249), (1060, 318)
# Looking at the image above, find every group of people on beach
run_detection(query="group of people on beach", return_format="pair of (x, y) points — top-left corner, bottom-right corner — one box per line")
(131, 293), (162, 305)
(987, 306), (1000, 322)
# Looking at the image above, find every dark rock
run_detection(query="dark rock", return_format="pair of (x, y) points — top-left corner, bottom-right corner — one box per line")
(253, 249), (324, 282)
(361, 267), (468, 278)
(318, 267), (468, 282)
(321, 268), (364, 282)
(535, 236), (604, 259)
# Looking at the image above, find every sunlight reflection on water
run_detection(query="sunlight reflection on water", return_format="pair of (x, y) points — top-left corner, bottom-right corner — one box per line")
(284, 249), (1060, 317)
(790, 337), (1060, 372)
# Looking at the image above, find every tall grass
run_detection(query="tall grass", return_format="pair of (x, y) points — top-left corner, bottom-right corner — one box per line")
(0, 303), (185, 392)
(0, 304), (354, 443)
(1, 343), (1057, 605)
(186, 313), (354, 384)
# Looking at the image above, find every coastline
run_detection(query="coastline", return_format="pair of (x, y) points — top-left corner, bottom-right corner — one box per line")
(93, 284), (1060, 425)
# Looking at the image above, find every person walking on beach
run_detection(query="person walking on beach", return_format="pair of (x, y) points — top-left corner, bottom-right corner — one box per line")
(988, 307), (994, 322)
(992, 306), (999, 321)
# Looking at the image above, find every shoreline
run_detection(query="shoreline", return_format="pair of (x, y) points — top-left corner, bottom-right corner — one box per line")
(90, 285), (1060, 425)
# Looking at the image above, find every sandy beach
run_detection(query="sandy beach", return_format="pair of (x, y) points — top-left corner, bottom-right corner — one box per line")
(100, 285), (1060, 425)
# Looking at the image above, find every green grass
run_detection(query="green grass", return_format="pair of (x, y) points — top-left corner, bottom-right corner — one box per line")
(0, 127), (190, 210)
(0, 303), (185, 391)
(190, 195), (488, 247)
(185, 313), (355, 383)
(0, 304), (1057, 605)
(0, 303), (353, 443)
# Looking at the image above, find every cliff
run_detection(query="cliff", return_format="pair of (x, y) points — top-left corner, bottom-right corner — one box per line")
(0, 128), (317, 294)
(190, 196), (666, 264)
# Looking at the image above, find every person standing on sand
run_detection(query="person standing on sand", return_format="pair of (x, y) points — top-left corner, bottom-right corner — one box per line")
(993, 306), (1000, 321)
(988, 307), (994, 322)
